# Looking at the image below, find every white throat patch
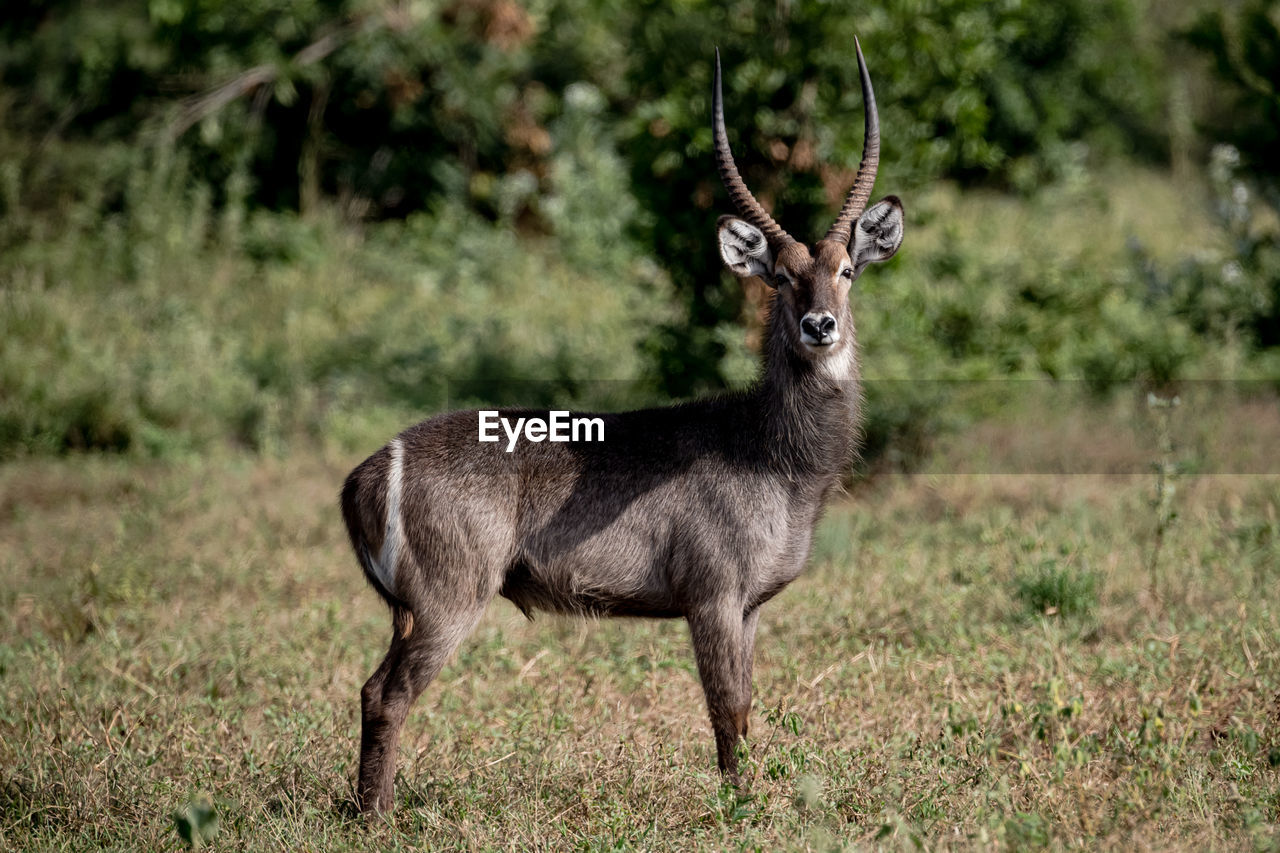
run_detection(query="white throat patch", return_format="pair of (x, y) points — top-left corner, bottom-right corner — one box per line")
(818, 341), (857, 382)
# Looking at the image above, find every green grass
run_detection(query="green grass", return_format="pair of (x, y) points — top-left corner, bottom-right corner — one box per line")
(1012, 558), (1100, 619)
(1, 435), (1277, 850)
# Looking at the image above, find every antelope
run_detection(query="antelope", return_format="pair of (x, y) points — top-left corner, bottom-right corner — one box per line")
(340, 39), (904, 814)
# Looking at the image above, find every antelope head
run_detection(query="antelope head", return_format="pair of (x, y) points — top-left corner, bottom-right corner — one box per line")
(714, 40), (904, 363)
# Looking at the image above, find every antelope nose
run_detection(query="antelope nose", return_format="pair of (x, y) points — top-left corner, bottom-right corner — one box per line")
(801, 312), (838, 344)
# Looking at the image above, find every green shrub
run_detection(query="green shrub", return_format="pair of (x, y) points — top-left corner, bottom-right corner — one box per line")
(1013, 559), (1099, 618)
(0, 1), (1271, 464)
(0, 0), (1173, 393)
(1156, 146), (1280, 352)
(0, 142), (674, 459)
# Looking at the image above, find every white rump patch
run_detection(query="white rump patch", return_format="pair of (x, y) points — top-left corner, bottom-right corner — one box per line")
(375, 438), (405, 592)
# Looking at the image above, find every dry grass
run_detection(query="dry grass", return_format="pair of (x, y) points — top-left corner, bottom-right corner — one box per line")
(925, 383), (1280, 475)
(1, 426), (1278, 850)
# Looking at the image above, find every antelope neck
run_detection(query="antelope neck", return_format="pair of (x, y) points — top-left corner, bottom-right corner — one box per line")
(751, 295), (861, 479)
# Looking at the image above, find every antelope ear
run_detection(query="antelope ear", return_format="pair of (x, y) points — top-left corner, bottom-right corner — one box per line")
(849, 195), (904, 278)
(717, 216), (774, 281)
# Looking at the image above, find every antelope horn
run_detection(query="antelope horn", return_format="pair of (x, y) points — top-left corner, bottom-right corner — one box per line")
(713, 48), (794, 246)
(825, 36), (880, 245)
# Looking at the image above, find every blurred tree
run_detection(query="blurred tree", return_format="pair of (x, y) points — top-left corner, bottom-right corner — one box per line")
(1, 0), (1171, 393)
(1184, 0), (1280, 186)
(1180, 1), (1280, 350)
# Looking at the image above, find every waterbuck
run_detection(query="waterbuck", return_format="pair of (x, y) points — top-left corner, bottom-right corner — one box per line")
(341, 40), (904, 814)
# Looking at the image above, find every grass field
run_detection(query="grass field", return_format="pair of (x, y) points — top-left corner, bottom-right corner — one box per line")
(2, 409), (1278, 850)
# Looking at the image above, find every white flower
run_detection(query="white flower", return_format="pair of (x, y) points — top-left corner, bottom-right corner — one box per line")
(564, 82), (604, 113)
(1211, 144), (1241, 169)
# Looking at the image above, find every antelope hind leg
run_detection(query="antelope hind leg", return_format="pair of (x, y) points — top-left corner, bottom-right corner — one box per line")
(358, 604), (486, 814)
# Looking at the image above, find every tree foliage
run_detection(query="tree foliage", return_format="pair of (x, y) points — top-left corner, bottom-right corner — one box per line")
(1184, 0), (1280, 184)
(3, 0), (1274, 462)
(2, 0), (1172, 394)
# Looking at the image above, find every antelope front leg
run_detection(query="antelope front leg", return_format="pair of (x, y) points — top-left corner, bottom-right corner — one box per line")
(688, 604), (750, 781)
(739, 608), (761, 739)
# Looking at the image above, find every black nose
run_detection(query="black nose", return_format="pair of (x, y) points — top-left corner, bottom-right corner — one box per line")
(801, 314), (837, 339)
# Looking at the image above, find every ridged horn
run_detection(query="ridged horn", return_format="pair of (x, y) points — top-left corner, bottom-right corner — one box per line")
(825, 36), (880, 245)
(713, 48), (794, 246)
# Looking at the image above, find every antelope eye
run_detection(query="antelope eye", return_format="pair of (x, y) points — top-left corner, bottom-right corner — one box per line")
(840, 267), (853, 279)
(774, 272), (791, 287)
